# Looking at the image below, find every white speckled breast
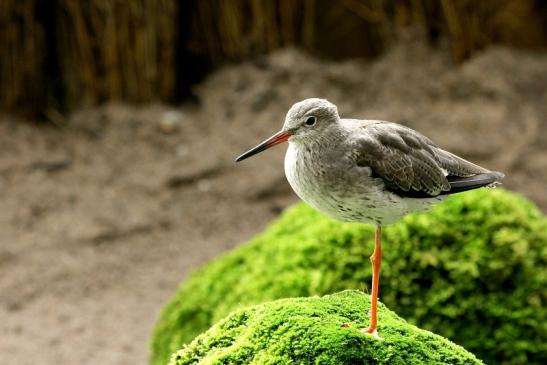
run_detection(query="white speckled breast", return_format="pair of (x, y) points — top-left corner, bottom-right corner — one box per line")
(284, 142), (440, 226)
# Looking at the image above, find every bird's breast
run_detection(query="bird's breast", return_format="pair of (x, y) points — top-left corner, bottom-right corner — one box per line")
(284, 143), (408, 225)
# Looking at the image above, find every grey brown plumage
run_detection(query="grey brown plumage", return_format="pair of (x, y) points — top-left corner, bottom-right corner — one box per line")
(350, 121), (504, 198)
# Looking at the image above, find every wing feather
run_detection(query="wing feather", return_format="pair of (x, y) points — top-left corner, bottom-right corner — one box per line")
(352, 122), (493, 197)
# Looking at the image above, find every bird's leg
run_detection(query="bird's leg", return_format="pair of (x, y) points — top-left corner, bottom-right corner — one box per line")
(362, 225), (382, 338)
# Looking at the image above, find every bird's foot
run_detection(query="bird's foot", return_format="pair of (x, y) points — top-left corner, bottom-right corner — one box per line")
(361, 327), (383, 340)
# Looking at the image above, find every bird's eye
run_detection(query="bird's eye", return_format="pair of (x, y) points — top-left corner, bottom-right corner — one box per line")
(305, 116), (316, 126)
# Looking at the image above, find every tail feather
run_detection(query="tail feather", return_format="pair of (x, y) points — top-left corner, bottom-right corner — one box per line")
(386, 171), (504, 199)
(443, 171), (504, 195)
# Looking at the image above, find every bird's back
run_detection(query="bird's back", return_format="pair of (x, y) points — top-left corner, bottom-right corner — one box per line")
(341, 118), (504, 197)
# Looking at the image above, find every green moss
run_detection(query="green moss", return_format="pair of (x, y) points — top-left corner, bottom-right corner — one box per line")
(152, 189), (547, 365)
(169, 291), (483, 365)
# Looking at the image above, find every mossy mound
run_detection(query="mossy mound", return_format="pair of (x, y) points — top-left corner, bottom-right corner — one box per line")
(170, 291), (483, 365)
(152, 189), (547, 365)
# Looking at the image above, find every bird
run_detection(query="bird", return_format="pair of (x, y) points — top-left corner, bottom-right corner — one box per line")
(235, 98), (504, 338)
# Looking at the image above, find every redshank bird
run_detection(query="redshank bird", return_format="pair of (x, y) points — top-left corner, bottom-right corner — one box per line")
(235, 98), (503, 337)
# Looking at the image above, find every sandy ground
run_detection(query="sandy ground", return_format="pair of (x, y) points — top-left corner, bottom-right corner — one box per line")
(1, 41), (546, 365)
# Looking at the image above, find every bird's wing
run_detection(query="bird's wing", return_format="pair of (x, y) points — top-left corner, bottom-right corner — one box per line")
(351, 122), (498, 197)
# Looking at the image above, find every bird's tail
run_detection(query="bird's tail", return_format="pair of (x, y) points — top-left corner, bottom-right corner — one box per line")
(444, 171), (504, 195)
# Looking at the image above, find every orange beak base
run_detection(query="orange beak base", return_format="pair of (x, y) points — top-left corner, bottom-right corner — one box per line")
(235, 130), (290, 162)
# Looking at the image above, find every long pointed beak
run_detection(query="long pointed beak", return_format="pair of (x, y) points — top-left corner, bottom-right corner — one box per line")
(235, 130), (291, 162)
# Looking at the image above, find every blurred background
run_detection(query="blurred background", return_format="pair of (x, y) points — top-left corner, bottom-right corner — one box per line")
(1, 1), (546, 364)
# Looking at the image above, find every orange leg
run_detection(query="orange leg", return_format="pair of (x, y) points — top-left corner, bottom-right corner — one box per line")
(363, 226), (382, 336)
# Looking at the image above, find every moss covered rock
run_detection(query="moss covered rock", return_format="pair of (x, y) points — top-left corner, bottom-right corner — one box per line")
(170, 291), (483, 365)
(152, 189), (547, 365)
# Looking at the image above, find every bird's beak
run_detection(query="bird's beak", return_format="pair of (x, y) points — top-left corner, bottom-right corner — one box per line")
(235, 130), (291, 162)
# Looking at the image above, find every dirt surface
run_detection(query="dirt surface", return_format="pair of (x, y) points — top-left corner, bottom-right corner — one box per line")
(1, 41), (546, 365)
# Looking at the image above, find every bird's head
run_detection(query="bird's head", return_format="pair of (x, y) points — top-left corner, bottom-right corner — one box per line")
(282, 98), (339, 140)
(236, 98), (339, 162)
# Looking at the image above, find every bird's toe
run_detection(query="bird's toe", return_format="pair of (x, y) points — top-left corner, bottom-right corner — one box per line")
(360, 328), (383, 341)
